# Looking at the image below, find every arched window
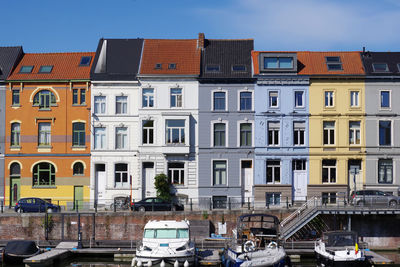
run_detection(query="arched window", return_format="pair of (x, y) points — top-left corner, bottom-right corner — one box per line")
(73, 162), (84, 175)
(33, 162), (55, 186)
(10, 162), (21, 177)
(33, 90), (56, 109)
(11, 123), (21, 146)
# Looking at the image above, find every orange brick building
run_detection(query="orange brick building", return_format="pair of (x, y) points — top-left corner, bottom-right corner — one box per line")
(5, 52), (94, 208)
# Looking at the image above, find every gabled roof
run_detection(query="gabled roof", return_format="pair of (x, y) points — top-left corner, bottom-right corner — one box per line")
(139, 39), (201, 76)
(361, 52), (400, 76)
(91, 38), (144, 81)
(8, 52), (95, 81)
(0, 46), (23, 81)
(200, 39), (254, 80)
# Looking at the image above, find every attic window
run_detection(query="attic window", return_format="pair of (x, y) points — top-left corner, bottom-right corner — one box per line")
(155, 63), (162, 69)
(326, 57), (343, 71)
(38, 65), (53, 73)
(19, 66), (33, 73)
(232, 65), (246, 72)
(372, 63), (389, 72)
(79, 56), (92, 66)
(264, 57), (293, 69)
(168, 63), (176, 69)
(206, 65), (220, 72)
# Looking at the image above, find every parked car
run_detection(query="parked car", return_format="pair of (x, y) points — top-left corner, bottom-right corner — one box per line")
(14, 197), (60, 213)
(350, 190), (399, 207)
(131, 197), (184, 212)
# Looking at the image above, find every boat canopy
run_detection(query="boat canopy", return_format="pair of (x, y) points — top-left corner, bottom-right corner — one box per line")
(322, 231), (358, 247)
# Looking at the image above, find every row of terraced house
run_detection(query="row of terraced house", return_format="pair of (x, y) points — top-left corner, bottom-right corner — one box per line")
(0, 33), (399, 209)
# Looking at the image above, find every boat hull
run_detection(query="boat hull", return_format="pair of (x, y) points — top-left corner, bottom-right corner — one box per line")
(222, 248), (289, 267)
(134, 255), (195, 266)
(3, 250), (40, 264)
(315, 251), (368, 267)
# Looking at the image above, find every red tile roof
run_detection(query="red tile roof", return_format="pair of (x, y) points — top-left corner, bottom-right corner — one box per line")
(140, 39), (201, 75)
(8, 52), (95, 81)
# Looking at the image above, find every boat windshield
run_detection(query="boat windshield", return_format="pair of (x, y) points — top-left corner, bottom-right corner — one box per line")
(144, 229), (189, 239)
(325, 232), (356, 247)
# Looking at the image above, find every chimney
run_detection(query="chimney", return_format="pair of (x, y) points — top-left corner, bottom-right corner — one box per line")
(198, 33), (205, 49)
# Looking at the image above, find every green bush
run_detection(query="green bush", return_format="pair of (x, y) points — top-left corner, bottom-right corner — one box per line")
(154, 173), (171, 201)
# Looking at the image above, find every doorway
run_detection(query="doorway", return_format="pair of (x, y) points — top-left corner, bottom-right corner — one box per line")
(74, 186), (84, 210)
(293, 159), (307, 201)
(348, 160), (362, 196)
(142, 162), (155, 198)
(95, 164), (106, 205)
(241, 160), (253, 202)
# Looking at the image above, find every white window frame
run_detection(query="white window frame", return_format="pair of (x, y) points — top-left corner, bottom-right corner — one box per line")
(266, 160), (281, 184)
(322, 159), (336, 184)
(166, 119), (186, 144)
(142, 88), (155, 108)
(114, 163), (129, 188)
(268, 121), (280, 146)
(324, 90), (335, 108)
(294, 90), (305, 108)
(379, 90), (391, 110)
(211, 120), (228, 147)
(293, 121), (305, 146)
(323, 121), (335, 145)
(170, 87), (183, 108)
(115, 95), (128, 114)
(94, 95), (106, 114)
(115, 126), (128, 149)
(238, 89), (253, 111)
(268, 90), (279, 108)
(38, 122), (51, 147)
(211, 89), (228, 111)
(349, 121), (361, 145)
(94, 127), (107, 150)
(378, 119), (392, 146)
(168, 162), (185, 185)
(142, 120), (154, 145)
(211, 159), (228, 186)
(237, 121), (253, 147)
(350, 91), (360, 108)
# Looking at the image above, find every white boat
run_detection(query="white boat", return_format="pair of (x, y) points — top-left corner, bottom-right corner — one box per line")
(132, 220), (195, 267)
(314, 231), (367, 267)
(222, 214), (290, 267)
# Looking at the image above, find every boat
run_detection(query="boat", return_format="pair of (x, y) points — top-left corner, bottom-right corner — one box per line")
(314, 231), (367, 267)
(222, 214), (290, 267)
(132, 220), (195, 267)
(2, 240), (40, 264)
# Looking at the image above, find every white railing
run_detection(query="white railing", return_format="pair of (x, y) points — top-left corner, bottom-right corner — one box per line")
(280, 196), (318, 229)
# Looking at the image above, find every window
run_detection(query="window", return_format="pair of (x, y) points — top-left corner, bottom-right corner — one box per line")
(378, 159), (393, 184)
(322, 192), (337, 204)
(292, 159), (306, 170)
(11, 122), (20, 147)
(380, 91), (390, 108)
(323, 121), (335, 145)
(325, 56), (342, 71)
(72, 122), (85, 147)
(94, 96), (106, 114)
(240, 92), (252, 111)
(213, 123), (226, 147)
(38, 122), (51, 146)
(72, 89), (86, 105)
(213, 92), (226, 110)
(350, 91), (359, 107)
(349, 121), (361, 145)
(168, 162), (184, 185)
(12, 90), (20, 105)
(206, 65), (220, 72)
(33, 90), (56, 109)
(324, 91), (334, 107)
(213, 161), (227, 185)
(142, 89), (154, 108)
(94, 127), (106, 149)
(264, 57), (293, 69)
(115, 163), (128, 188)
(293, 122), (305, 146)
(269, 91), (278, 108)
(266, 193), (281, 205)
(268, 122), (280, 146)
(322, 159), (336, 183)
(33, 162), (55, 186)
(168, 63), (176, 69)
(73, 89), (79, 104)
(10, 163), (21, 177)
(372, 63), (389, 72)
(80, 89), (86, 104)
(73, 162), (84, 175)
(19, 66), (33, 73)
(170, 88), (182, 108)
(232, 65), (246, 71)
(379, 121), (391, 146)
(155, 63), (162, 69)
(240, 123), (252, 146)
(79, 56), (92, 66)
(294, 91), (304, 108)
(212, 196), (227, 209)
(166, 120), (185, 144)
(142, 120), (154, 145)
(266, 160), (280, 183)
(38, 65), (53, 73)
(116, 96), (127, 114)
(115, 127), (128, 149)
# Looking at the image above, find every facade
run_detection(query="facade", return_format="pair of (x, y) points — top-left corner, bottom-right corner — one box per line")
(5, 52), (94, 207)
(0, 47), (23, 202)
(362, 52), (400, 195)
(304, 52), (366, 202)
(136, 37), (201, 202)
(252, 52), (309, 206)
(90, 39), (144, 205)
(198, 37), (255, 208)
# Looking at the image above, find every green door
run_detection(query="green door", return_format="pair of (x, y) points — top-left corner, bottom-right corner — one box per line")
(10, 178), (20, 206)
(74, 186), (84, 210)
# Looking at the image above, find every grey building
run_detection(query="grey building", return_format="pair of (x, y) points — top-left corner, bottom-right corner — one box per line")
(362, 52), (400, 196)
(198, 38), (255, 208)
(0, 47), (23, 202)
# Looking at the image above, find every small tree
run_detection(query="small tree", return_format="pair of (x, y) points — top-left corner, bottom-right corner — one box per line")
(154, 173), (171, 201)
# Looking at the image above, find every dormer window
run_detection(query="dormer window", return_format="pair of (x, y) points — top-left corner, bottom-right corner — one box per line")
(326, 56), (342, 71)
(38, 65), (53, 73)
(19, 66), (33, 73)
(79, 56), (92, 66)
(168, 63), (176, 69)
(372, 63), (389, 72)
(264, 57), (293, 69)
(155, 63), (162, 69)
(260, 53), (297, 72)
(232, 65), (246, 72)
(206, 65), (220, 72)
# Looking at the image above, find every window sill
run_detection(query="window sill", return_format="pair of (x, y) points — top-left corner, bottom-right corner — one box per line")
(72, 104), (87, 107)
(10, 146), (21, 151)
(73, 174), (85, 176)
(32, 186), (57, 189)
(238, 110), (254, 113)
(11, 104), (21, 108)
(71, 146), (87, 151)
(212, 110), (228, 113)
(37, 146), (52, 153)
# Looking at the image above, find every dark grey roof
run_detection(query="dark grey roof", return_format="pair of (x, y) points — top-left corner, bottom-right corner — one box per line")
(361, 52), (400, 76)
(0, 47), (23, 81)
(91, 38), (144, 81)
(199, 39), (254, 82)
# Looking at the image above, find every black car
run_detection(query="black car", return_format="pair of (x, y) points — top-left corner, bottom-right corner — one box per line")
(14, 197), (60, 213)
(131, 197), (184, 212)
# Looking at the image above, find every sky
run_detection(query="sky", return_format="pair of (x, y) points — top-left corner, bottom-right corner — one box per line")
(1, 0), (400, 53)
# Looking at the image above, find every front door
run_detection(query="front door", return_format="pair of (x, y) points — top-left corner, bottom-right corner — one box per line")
(348, 160), (362, 195)
(10, 178), (20, 206)
(241, 160), (253, 202)
(95, 164), (106, 205)
(293, 160), (307, 201)
(74, 186), (84, 210)
(143, 162), (155, 198)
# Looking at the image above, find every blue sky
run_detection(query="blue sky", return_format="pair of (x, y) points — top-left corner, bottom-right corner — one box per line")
(2, 0), (400, 52)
